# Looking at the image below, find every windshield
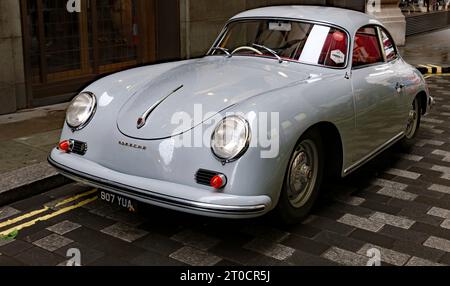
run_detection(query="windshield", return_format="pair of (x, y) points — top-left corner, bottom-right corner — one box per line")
(211, 19), (349, 68)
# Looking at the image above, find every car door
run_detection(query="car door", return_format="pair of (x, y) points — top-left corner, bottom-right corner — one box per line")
(350, 26), (404, 164)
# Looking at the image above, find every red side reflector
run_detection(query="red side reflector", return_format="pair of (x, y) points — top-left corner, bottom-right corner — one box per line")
(58, 140), (71, 152)
(210, 175), (226, 189)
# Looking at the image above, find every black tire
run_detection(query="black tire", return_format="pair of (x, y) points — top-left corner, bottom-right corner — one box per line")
(275, 129), (324, 224)
(400, 96), (422, 150)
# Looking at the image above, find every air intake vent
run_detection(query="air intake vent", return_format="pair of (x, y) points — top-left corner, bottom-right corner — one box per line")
(195, 169), (220, 186)
(71, 140), (88, 156)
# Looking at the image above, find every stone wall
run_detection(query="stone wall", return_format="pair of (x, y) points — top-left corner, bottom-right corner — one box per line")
(0, 0), (26, 115)
(179, 0), (348, 58)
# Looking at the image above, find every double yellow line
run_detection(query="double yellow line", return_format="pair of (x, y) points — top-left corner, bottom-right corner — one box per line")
(0, 189), (98, 238)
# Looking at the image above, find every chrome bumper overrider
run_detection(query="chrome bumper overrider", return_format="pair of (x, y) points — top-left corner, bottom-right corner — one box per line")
(48, 156), (268, 218)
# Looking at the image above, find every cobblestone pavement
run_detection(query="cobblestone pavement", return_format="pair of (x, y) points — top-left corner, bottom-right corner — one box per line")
(0, 76), (450, 266)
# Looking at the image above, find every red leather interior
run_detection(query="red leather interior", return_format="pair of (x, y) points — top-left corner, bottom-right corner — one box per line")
(353, 33), (383, 66)
(318, 31), (348, 67)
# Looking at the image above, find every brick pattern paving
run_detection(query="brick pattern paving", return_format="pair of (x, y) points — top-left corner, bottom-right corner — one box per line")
(0, 77), (449, 266)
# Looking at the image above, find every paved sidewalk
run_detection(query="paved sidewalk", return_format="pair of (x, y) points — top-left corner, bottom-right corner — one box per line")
(399, 28), (450, 67)
(0, 104), (68, 203)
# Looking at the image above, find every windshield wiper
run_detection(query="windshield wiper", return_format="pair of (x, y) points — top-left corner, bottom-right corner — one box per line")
(210, 47), (231, 58)
(252, 43), (283, 63)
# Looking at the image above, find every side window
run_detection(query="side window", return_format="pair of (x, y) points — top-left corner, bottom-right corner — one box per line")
(352, 26), (384, 68)
(380, 28), (397, 62)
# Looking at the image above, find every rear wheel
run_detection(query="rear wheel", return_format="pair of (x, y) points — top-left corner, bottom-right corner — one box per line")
(276, 130), (324, 224)
(401, 96), (421, 148)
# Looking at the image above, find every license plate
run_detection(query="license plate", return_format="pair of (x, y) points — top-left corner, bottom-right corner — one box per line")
(100, 190), (137, 212)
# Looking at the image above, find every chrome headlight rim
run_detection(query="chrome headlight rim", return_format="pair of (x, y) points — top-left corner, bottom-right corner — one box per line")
(211, 115), (251, 163)
(66, 91), (97, 131)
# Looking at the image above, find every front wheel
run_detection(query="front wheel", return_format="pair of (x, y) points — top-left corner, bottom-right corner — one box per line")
(275, 130), (324, 224)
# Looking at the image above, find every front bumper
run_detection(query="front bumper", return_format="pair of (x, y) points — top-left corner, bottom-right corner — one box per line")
(48, 151), (271, 219)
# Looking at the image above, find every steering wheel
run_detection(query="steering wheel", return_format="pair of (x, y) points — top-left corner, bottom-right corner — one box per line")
(231, 46), (263, 56)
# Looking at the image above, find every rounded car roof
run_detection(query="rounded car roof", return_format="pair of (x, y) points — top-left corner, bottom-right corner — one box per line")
(231, 5), (382, 34)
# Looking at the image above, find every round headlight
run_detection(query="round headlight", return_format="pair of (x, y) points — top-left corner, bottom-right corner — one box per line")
(211, 116), (251, 161)
(66, 92), (97, 130)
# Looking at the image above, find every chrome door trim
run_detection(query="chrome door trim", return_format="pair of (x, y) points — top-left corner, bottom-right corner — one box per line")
(343, 131), (405, 176)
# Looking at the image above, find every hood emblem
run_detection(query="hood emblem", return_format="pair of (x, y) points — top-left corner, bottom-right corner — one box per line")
(137, 85), (184, 129)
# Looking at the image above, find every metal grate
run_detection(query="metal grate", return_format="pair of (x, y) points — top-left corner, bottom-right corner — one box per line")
(195, 169), (220, 186)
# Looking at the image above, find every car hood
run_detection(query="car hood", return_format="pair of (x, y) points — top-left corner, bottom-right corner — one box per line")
(117, 57), (311, 140)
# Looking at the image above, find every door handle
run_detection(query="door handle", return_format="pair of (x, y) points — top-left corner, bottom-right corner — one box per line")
(396, 82), (405, 93)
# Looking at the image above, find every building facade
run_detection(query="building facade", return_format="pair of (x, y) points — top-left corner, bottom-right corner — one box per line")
(0, 0), (448, 115)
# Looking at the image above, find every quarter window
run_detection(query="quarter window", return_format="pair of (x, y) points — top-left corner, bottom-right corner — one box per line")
(380, 29), (397, 62)
(352, 27), (384, 68)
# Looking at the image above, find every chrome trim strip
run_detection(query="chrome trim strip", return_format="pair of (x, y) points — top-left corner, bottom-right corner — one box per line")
(48, 156), (267, 215)
(343, 132), (405, 176)
(137, 85), (184, 129)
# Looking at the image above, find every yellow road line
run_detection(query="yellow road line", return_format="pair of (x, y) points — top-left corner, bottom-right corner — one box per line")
(0, 196), (98, 237)
(0, 207), (49, 229)
(427, 64), (442, 74)
(0, 189), (97, 230)
(55, 189), (97, 207)
(418, 64), (433, 74)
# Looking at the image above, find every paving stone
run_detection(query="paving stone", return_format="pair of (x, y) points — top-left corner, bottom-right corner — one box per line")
(385, 168), (421, 180)
(171, 229), (220, 251)
(308, 217), (355, 235)
(281, 234), (330, 256)
(369, 212), (416, 230)
(33, 234), (73, 252)
(429, 184), (450, 195)
(406, 256), (444, 266)
(397, 153), (423, 162)
(0, 206), (20, 220)
(286, 249), (339, 266)
(133, 233), (183, 256)
(380, 225), (429, 244)
(169, 246), (221, 266)
(432, 165), (450, 180)
(0, 240), (33, 256)
(244, 238), (295, 261)
(441, 220), (450, 230)
(322, 247), (368, 266)
(427, 207), (450, 219)
(14, 246), (65, 266)
(131, 250), (186, 266)
(377, 187), (418, 201)
(46, 220), (81, 235)
(423, 236), (450, 253)
(432, 150), (450, 162)
(350, 229), (395, 249)
(357, 244), (410, 266)
(338, 214), (384, 233)
(392, 240), (445, 262)
(101, 222), (148, 243)
(314, 231), (365, 252)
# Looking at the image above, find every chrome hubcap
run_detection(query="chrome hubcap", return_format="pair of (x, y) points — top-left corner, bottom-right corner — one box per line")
(405, 100), (419, 139)
(287, 140), (318, 208)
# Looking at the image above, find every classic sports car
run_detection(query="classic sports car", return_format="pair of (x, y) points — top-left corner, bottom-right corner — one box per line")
(49, 6), (433, 223)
